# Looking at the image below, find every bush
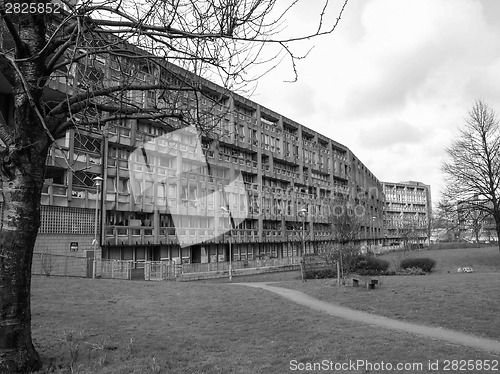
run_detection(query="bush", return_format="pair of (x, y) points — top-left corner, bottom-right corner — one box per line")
(400, 258), (436, 273)
(350, 255), (390, 276)
(397, 267), (427, 276)
(304, 267), (337, 280)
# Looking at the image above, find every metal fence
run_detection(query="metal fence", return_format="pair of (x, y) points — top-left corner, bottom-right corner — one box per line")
(181, 256), (301, 274)
(99, 259), (133, 280)
(32, 253), (88, 277)
(95, 260), (178, 280)
(144, 261), (178, 281)
(32, 254), (301, 281)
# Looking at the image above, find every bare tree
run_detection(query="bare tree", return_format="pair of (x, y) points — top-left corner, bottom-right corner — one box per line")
(398, 217), (425, 254)
(433, 198), (461, 242)
(328, 195), (363, 278)
(435, 197), (495, 245)
(457, 199), (494, 245)
(0, 0), (349, 371)
(442, 100), (500, 254)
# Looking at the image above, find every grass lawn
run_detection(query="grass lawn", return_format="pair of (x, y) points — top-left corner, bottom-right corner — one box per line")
(274, 246), (500, 342)
(32, 276), (498, 374)
(381, 245), (500, 274)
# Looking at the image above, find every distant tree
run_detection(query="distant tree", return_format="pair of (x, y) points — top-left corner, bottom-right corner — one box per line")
(434, 197), (495, 245)
(433, 198), (461, 242)
(0, 0), (349, 371)
(398, 217), (426, 254)
(442, 100), (500, 254)
(328, 195), (363, 278)
(458, 200), (494, 245)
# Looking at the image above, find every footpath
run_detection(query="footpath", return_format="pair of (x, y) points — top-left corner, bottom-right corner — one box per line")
(234, 282), (500, 355)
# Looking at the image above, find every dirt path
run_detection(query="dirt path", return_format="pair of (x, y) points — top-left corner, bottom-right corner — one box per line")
(234, 282), (500, 355)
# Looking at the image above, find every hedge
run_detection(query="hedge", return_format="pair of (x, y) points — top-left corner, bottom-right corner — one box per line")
(350, 255), (390, 276)
(400, 258), (436, 273)
(304, 268), (337, 280)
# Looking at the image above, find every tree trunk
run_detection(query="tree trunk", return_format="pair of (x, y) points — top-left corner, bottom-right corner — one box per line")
(495, 216), (500, 254)
(0, 224), (42, 373)
(0, 91), (49, 371)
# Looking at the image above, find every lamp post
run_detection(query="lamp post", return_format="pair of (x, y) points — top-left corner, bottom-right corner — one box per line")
(298, 208), (308, 257)
(371, 216), (377, 257)
(92, 176), (103, 279)
(221, 206), (233, 282)
(298, 207), (308, 282)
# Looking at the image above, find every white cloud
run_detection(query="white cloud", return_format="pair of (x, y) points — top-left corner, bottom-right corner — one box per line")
(251, 0), (500, 205)
(358, 120), (427, 150)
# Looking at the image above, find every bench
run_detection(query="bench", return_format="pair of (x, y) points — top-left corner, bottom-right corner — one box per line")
(366, 278), (378, 290)
(352, 277), (378, 290)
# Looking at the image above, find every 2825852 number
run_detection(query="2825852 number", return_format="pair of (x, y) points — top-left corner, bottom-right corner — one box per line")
(443, 360), (498, 371)
(5, 2), (61, 14)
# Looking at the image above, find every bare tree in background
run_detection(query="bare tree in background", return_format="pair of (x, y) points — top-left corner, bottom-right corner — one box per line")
(398, 217), (425, 254)
(442, 100), (500, 254)
(435, 196), (497, 246)
(0, 0), (349, 371)
(464, 207), (490, 245)
(328, 195), (363, 278)
(433, 198), (461, 242)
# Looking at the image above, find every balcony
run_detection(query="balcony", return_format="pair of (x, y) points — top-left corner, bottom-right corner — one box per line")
(104, 226), (155, 245)
(262, 229), (283, 241)
(174, 227), (218, 244)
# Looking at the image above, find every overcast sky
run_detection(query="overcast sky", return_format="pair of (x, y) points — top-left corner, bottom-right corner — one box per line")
(248, 0), (500, 206)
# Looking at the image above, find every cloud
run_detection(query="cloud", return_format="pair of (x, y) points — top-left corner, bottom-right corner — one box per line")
(306, 0), (499, 120)
(252, 0), (500, 201)
(358, 120), (426, 150)
(285, 82), (317, 119)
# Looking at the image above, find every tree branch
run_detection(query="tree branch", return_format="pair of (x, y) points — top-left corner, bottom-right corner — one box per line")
(0, 53), (16, 86)
(0, 11), (25, 55)
(47, 82), (195, 117)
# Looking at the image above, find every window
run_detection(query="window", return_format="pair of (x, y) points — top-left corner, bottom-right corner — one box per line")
(157, 184), (166, 199)
(106, 177), (116, 192)
(44, 167), (66, 185)
(118, 178), (130, 194)
(74, 134), (101, 154)
(73, 171), (98, 187)
(132, 179), (143, 195)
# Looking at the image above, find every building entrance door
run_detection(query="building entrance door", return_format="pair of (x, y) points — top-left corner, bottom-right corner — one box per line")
(86, 251), (94, 278)
(191, 246), (201, 263)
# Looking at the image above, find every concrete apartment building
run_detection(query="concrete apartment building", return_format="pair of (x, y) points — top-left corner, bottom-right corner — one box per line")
(382, 181), (432, 247)
(0, 28), (386, 276)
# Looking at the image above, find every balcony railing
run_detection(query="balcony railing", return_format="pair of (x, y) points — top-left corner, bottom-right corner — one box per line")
(104, 226), (155, 245)
(181, 256), (301, 274)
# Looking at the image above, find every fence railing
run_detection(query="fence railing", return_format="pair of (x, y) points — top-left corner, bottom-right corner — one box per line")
(144, 261), (178, 281)
(33, 255), (301, 281)
(181, 256), (301, 274)
(99, 259), (133, 280)
(32, 253), (87, 277)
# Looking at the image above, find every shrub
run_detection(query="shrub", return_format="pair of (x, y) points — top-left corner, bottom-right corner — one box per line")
(304, 268), (337, 280)
(400, 258), (436, 273)
(396, 267), (427, 276)
(350, 255), (390, 276)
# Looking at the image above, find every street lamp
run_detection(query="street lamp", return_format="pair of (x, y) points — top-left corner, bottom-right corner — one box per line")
(92, 176), (103, 279)
(221, 206), (233, 282)
(371, 216), (377, 257)
(298, 207), (308, 282)
(298, 208), (308, 257)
